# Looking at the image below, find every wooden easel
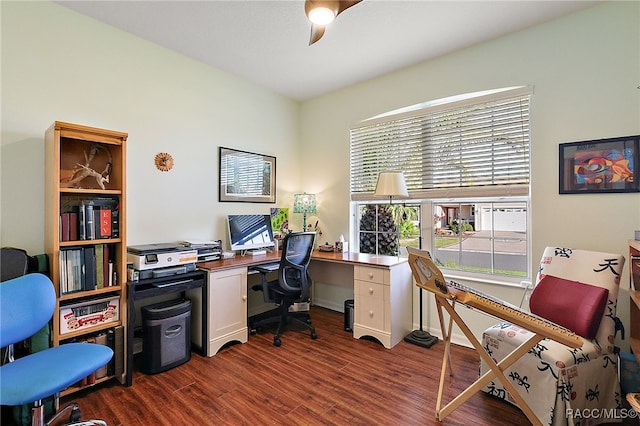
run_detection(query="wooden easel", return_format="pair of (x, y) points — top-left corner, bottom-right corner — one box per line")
(406, 247), (582, 426)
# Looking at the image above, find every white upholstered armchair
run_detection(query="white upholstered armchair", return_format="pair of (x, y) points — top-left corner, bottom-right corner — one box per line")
(480, 247), (626, 426)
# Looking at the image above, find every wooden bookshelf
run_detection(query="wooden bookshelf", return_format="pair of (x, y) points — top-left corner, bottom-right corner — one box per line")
(44, 121), (128, 394)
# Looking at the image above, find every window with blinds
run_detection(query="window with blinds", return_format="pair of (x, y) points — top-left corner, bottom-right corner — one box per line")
(350, 86), (532, 200)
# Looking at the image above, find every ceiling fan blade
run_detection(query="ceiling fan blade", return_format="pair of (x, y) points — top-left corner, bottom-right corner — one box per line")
(309, 23), (326, 45)
(306, 0), (363, 45)
(337, 0), (363, 16)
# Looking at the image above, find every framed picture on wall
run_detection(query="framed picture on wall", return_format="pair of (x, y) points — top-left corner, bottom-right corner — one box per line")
(559, 135), (640, 194)
(219, 147), (276, 203)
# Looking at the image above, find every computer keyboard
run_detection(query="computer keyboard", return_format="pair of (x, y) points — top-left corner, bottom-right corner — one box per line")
(250, 262), (280, 273)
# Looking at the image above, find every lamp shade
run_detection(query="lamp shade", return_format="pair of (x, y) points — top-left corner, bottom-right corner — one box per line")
(374, 171), (409, 198)
(293, 193), (317, 214)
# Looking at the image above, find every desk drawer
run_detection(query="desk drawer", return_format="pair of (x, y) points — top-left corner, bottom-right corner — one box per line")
(355, 280), (386, 330)
(355, 266), (387, 285)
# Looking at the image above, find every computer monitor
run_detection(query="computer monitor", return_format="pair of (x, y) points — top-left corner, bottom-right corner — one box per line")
(227, 214), (275, 253)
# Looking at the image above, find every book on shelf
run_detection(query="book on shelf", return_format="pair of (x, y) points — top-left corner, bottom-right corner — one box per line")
(94, 331), (109, 379)
(69, 211), (78, 240)
(58, 250), (67, 294)
(111, 206), (120, 238)
(59, 245), (115, 295)
(61, 212), (71, 242)
(95, 244), (104, 289)
(83, 246), (96, 292)
(78, 204), (86, 241)
(100, 207), (111, 238)
(104, 244), (111, 287)
(108, 326), (124, 377)
(85, 202), (95, 240)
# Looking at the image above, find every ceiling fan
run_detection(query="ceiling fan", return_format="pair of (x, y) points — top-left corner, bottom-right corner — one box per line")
(305, 0), (363, 45)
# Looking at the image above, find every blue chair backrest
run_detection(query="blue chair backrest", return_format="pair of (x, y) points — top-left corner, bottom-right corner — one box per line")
(0, 274), (55, 348)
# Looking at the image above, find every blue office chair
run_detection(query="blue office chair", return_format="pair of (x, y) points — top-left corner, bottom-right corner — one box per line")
(0, 273), (113, 426)
(250, 232), (318, 347)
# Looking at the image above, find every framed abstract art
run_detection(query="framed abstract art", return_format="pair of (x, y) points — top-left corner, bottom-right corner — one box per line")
(559, 135), (640, 194)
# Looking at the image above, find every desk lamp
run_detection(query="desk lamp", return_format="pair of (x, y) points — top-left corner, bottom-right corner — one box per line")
(293, 192), (317, 231)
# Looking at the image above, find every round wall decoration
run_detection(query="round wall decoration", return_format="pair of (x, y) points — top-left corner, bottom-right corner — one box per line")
(154, 152), (174, 172)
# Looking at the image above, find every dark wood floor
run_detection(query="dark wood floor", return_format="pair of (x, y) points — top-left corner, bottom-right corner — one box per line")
(16, 307), (638, 425)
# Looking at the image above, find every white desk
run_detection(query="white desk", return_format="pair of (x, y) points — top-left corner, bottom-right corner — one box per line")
(193, 250), (412, 355)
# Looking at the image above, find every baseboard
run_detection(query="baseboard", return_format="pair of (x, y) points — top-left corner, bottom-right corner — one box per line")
(312, 298), (343, 313)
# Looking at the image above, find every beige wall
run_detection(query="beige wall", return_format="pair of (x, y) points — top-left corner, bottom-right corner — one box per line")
(1, 1), (301, 252)
(2, 1), (639, 347)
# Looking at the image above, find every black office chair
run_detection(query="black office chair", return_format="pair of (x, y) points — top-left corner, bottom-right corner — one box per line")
(1, 247), (31, 282)
(250, 232), (318, 347)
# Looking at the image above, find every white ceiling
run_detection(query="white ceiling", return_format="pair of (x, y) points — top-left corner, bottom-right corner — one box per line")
(56, 0), (600, 101)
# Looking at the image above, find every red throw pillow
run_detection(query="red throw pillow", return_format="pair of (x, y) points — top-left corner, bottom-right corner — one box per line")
(529, 275), (609, 339)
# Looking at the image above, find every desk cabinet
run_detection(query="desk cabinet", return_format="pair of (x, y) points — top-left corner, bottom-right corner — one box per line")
(353, 263), (412, 349)
(197, 268), (248, 356)
(196, 251), (413, 352)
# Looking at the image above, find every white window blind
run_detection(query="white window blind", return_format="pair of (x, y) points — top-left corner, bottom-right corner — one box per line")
(221, 152), (270, 196)
(350, 87), (532, 200)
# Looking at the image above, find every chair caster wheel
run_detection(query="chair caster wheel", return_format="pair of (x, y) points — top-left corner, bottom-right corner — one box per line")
(250, 328), (257, 335)
(311, 332), (317, 339)
(273, 338), (281, 347)
(70, 406), (82, 422)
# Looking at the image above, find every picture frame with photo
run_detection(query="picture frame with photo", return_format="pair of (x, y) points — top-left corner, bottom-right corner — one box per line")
(219, 147), (276, 203)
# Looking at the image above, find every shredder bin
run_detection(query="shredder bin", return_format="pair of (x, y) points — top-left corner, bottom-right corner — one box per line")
(141, 298), (191, 374)
(344, 299), (354, 331)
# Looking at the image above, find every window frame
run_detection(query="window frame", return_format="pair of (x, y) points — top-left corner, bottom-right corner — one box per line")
(349, 86), (532, 284)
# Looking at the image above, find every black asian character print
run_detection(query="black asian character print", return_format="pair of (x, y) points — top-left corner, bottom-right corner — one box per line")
(554, 248), (573, 258)
(508, 371), (531, 393)
(593, 258), (621, 276)
(585, 384), (600, 402)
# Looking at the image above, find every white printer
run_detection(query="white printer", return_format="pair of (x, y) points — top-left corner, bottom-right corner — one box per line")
(127, 243), (198, 279)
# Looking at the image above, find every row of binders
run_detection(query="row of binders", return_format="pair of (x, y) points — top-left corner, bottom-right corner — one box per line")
(59, 244), (116, 295)
(60, 197), (120, 242)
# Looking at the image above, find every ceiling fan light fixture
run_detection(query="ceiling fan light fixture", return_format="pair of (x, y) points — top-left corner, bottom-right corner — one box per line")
(307, 6), (336, 25)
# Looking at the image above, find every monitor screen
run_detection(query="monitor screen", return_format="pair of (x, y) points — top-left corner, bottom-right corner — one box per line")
(227, 214), (275, 252)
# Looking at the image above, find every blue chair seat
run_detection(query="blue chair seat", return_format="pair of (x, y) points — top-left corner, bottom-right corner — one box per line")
(0, 342), (113, 406)
(1, 269), (113, 425)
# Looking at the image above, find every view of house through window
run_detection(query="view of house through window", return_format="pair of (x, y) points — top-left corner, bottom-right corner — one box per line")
(432, 201), (527, 277)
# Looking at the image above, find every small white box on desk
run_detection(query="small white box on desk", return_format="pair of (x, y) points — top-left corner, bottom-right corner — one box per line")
(335, 241), (349, 253)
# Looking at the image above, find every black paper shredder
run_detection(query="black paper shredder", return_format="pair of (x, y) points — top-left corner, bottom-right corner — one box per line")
(141, 298), (191, 374)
